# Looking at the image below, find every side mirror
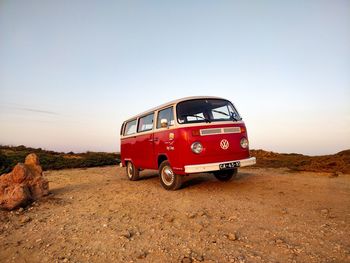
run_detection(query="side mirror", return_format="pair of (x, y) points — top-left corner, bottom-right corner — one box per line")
(160, 118), (168, 128)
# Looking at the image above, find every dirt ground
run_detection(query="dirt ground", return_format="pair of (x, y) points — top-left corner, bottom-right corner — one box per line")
(0, 166), (349, 263)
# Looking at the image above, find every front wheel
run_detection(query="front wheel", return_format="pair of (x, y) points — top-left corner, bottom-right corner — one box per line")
(159, 161), (182, 190)
(126, 161), (139, 181)
(213, 168), (237, 181)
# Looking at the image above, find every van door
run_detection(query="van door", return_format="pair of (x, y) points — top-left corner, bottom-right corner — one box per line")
(135, 113), (156, 169)
(153, 106), (179, 168)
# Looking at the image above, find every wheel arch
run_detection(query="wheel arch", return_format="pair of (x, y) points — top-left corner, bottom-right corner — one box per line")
(124, 158), (133, 166)
(157, 154), (169, 168)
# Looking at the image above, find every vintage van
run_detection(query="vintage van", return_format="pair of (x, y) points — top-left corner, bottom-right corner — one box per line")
(120, 96), (256, 190)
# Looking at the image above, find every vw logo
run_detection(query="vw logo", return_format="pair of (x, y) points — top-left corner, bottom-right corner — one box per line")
(220, 139), (229, 150)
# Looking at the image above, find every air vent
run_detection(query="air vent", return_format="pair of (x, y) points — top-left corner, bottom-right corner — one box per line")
(200, 128), (221, 135)
(200, 127), (241, 136)
(223, 127), (241, 133)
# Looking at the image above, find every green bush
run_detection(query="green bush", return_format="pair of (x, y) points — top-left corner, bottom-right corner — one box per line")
(0, 151), (12, 174)
(0, 145), (120, 175)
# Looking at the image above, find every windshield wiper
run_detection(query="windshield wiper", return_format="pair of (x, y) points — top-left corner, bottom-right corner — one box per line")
(181, 114), (211, 123)
(212, 109), (239, 122)
(230, 112), (240, 121)
(212, 109), (230, 116)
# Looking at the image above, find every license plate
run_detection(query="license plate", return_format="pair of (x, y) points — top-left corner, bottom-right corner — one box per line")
(219, 161), (240, 170)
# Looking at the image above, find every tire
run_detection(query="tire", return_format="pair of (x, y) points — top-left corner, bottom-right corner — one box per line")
(213, 168), (238, 181)
(126, 161), (139, 181)
(159, 161), (182, 190)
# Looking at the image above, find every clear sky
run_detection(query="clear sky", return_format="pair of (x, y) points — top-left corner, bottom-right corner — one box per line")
(0, 0), (349, 155)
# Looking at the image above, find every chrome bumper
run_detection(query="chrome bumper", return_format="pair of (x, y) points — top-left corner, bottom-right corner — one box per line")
(184, 157), (256, 174)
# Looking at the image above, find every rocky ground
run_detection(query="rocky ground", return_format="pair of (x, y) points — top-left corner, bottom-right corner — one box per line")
(0, 166), (349, 263)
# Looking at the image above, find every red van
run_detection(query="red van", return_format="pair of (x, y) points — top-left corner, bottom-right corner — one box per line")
(120, 96), (256, 190)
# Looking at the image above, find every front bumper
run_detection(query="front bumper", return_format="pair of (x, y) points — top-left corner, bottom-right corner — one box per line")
(184, 157), (256, 174)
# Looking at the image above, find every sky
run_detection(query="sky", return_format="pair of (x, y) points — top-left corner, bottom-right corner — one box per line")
(0, 0), (349, 155)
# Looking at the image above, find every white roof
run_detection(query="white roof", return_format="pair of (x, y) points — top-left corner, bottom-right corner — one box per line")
(124, 96), (226, 122)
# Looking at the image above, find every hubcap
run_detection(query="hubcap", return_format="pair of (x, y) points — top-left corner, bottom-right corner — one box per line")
(127, 163), (133, 178)
(161, 166), (174, 186)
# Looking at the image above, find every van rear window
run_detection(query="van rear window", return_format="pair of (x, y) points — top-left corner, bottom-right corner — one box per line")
(124, 119), (137, 135)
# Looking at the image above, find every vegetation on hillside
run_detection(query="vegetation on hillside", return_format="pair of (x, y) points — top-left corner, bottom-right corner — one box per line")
(251, 149), (350, 174)
(1, 145), (349, 176)
(0, 145), (120, 175)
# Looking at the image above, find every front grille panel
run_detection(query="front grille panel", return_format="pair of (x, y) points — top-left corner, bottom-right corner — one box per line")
(200, 127), (241, 136)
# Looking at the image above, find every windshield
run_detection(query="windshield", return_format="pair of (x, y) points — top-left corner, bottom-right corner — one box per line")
(176, 99), (242, 124)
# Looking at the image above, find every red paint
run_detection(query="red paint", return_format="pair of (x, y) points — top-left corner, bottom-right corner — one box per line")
(120, 97), (252, 175)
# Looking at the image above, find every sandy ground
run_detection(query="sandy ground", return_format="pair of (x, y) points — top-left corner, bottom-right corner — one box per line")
(0, 166), (349, 263)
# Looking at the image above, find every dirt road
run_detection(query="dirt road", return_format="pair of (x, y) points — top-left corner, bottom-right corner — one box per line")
(1, 166), (349, 263)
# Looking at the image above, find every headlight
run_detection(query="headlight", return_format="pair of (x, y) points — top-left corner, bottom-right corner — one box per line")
(240, 137), (249, 149)
(191, 142), (203, 154)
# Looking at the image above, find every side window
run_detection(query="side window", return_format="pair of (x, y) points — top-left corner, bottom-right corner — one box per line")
(157, 107), (174, 128)
(120, 123), (124, 135)
(124, 119), (137, 135)
(138, 113), (154, 132)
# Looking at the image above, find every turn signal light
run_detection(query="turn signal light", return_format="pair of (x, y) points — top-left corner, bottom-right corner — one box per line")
(240, 126), (246, 133)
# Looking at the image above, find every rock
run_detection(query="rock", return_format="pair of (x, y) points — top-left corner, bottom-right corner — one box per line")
(228, 215), (238, 221)
(11, 164), (31, 183)
(20, 215), (31, 224)
(227, 232), (238, 241)
(231, 255), (246, 263)
(329, 171), (342, 178)
(137, 251), (148, 259)
(192, 253), (204, 262)
(119, 229), (132, 239)
(275, 238), (284, 245)
(198, 210), (206, 217)
(0, 153), (49, 210)
(181, 256), (192, 263)
(25, 153), (39, 165)
(321, 209), (329, 215)
(30, 176), (49, 199)
(2, 184), (31, 210)
(187, 212), (197, 219)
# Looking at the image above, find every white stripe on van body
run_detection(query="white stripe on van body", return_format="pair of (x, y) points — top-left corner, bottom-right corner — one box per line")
(120, 121), (245, 140)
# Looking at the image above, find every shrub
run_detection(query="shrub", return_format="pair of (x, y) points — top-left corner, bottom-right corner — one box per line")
(0, 146), (120, 175)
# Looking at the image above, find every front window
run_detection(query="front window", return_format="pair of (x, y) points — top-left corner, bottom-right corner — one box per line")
(177, 99), (241, 124)
(157, 107), (174, 128)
